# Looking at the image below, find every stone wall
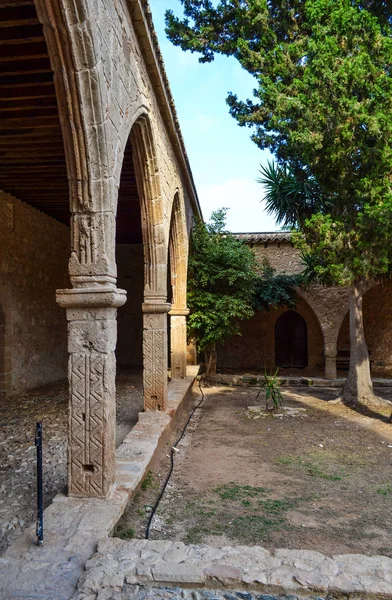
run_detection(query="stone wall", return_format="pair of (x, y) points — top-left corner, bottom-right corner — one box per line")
(116, 244), (144, 369)
(218, 295), (324, 373)
(219, 236), (392, 377)
(251, 240), (303, 275)
(0, 191), (69, 395)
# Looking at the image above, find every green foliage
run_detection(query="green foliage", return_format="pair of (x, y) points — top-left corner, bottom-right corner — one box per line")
(141, 471), (154, 491)
(213, 483), (267, 501)
(166, 1), (392, 288)
(292, 205), (392, 287)
(377, 484), (392, 496)
(277, 455), (344, 481)
(187, 209), (259, 355)
(254, 259), (303, 311)
(258, 160), (330, 229)
(256, 368), (283, 411)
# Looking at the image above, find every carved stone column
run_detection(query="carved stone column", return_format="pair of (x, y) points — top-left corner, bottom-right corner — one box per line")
(57, 287), (126, 498)
(56, 206), (126, 498)
(142, 298), (171, 411)
(169, 307), (189, 379)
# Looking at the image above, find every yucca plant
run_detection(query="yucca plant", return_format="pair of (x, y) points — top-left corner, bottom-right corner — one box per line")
(256, 368), (283, 412)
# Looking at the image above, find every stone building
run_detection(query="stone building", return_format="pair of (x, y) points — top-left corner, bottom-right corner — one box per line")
(218, 233), (392, 380)
(0, 0), (201, 498)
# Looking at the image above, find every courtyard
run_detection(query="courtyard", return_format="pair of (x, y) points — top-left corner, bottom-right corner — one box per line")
(117, 384), (392, 557)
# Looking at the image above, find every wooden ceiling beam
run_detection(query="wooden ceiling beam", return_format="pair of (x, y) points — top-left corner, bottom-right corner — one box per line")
(0, 127), (61, 139)
(0, 1), (34, 7)
(0, 139), (63, 148)
(0, 115), (59, 129)
(0, 58), (51, 76)
(0, 100), (58, 112)
(0, 71), (53, 85)
(0, 107), (58, 119)
(1, 106), (58, 119)
(0, 5), (39, 25)
(0, 24), (44, 45)
(0, 40), (47, 60)
(0, 149), (64, 158)
(0, 17), (39, 27)
(0, 161), (65, 166)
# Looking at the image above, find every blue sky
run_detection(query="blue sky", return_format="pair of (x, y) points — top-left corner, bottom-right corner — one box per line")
(148, 1), (279, 232)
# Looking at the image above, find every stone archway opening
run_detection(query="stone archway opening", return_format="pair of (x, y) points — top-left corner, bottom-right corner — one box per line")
(168, 192), (188, 379)
(116, 142), (144, 374)
(275, 310), (308, 369)
(116, 115), (170, 412)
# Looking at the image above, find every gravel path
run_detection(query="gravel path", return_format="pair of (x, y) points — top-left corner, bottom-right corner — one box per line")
(0, 371), (143, 555)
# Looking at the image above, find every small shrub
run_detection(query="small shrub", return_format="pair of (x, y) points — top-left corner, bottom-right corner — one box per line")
(256, 368), (283, 412)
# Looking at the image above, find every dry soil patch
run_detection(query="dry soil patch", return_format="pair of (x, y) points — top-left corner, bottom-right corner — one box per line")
(117, 385), (392, 557)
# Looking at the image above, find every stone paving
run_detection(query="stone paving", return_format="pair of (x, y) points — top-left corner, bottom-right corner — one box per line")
(84, 586), (328, 599)
(73, 539), (392, 599)
(0, 371), (143, 555)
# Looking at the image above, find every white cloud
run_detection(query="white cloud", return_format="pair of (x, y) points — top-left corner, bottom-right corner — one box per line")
(198, 179), (279, 232)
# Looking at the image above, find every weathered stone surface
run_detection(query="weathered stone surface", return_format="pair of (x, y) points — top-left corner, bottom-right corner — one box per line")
(72, 539), (392, 600)
(0, 191), (69, 396)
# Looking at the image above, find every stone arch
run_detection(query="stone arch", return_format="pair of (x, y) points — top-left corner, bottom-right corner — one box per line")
(168, 191), (188, 309)
(35, 0), (118, 288)
(167, 191), (189, 379)
(217, 292), (324, 373)
(129, 114), (167, 300)
(295, 286), (350, 379)
(267, 298), (324, 373)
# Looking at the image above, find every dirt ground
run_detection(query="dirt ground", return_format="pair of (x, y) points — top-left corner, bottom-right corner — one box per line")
(117, 384), (392, 557)
(0, 370), (143, 555)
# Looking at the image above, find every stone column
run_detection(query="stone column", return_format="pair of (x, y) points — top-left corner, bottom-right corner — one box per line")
(57, 208), (126, 498)
(142, 297), (171, 411)
(325, 342), (337, 380)
(169, 307), (189, 379)
(57, 287), (126, 498)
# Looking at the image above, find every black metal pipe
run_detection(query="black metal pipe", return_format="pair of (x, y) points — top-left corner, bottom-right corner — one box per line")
(35, 421), (43, 546)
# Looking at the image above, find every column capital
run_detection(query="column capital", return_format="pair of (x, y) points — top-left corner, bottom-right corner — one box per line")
(142, 300), (171, 314)
(56, 286), (127, 310)
(169, 307), (190, 317)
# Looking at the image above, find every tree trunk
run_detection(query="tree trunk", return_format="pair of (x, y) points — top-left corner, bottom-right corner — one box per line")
(204, 344), (217, 377)
(340, 281), (387, 408)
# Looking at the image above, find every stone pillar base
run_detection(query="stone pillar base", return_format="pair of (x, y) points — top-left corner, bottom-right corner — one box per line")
(142, 299), (171, 411)
(57, 286), (126, 498)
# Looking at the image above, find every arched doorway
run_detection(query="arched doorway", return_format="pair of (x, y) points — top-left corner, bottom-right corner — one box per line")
(275, 311), (308, 368)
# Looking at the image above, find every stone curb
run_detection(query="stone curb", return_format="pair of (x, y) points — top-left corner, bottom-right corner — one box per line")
(73, 539), (392, 600)
(208, 375), (392, 388)
(0, 368), (199, 600)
